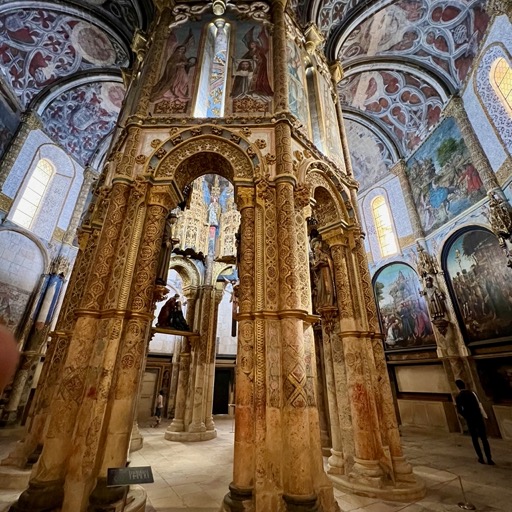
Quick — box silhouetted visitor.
[455,379,494,465]
[153,390,164,427]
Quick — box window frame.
[371,195,398,258]
[11,157,55,230]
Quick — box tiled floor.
[1,416,511,511]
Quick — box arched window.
[372,195,397,257]
[491,57,512,113]
[12,158,54,229]
[194,20,230,118]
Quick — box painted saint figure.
[421,277,446,320]
[151,29,197,104]
[230,60,254,97]
[235,26,273,97]
[310,237,336,310]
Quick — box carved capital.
[329,61,344,84]
[148,185,174,210]
[294,183,312,209]
[237,187,255,210]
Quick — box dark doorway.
[213,368,231,414]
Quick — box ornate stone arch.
[304,162,354,228]
[169,256,202,289]
[148,126,265,191]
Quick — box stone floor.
[1,416,511,512]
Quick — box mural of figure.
[150,30,196,104]
[157,294,190,331]
[310,238,336,310]
[239,26,273,97]
[458,163,483,195]
[421,277,446,320]
[230,60,253,97]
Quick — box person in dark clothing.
[455,379,494,465]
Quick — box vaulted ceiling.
[0,0,492,187]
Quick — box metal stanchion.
[457,475,476,510]
[228,403,235,433]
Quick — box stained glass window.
[492,57,512,112]
[12,158,54,229]
[194,21,230,118]
[372,195,397,257]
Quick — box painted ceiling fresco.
[337,0,490,86]
[0,8,128,107]
[339,70,444,152]
[41,81,125,166]
[344,119,393,191]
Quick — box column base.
[327,449,344,475]
[9,479,64,512]
[165,429,217,442]
[0,466,30,490]
[167,418,184,432]
[329,473,425,502]
[283,493,319,512]
[221,483,253,512]
[129,422,144,453]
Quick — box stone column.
[1,272,66,426]
[313,327,331,455]
[62,167,98,245]
[271,0,289,114]
[166,338,181,419]
[444,96,502,195]
[323,228,424,500]
[390,160,425,240]
[0,111,41,195]
[275,121,318,510]
[11,181,132,512]
[223,186,256,509]
[204,286,224,431]
[86,184,173,511]
[166,287,198,434]
[2,217,102,468]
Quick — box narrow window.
[12,158,54,229]
[194,20,230,118]
[372,195,397,257]
[491,57,512,113]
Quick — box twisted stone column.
[444,96,503,195]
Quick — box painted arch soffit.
[40,79,125,166]
[170,256,202,289]
[338,68,445,153]
[343,118,395,193]
[0,4,129,108]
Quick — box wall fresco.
[406,116,486,234]
[150,24,201,115]
[287,39,309,127]
[229,21,273,114]
[345,119,393,191]
[374,262,435,351]
[445,228,512,343]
